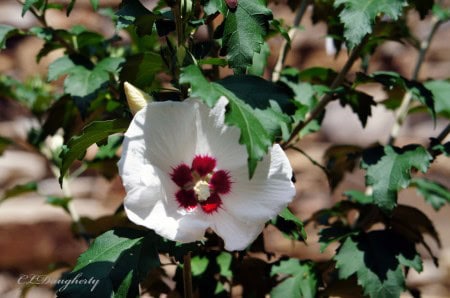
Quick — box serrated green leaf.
[357,71,436,119]
[221,0,272,73]
[334,230,421,298]
[64,57,124,98]
[0,25,18,49]
[59,119,129,184]
[48,56,77,81]
[411,178,450,211]
[271,259,317,298]
[338,89,376,127]
[116,0,156,32]
[180,65,274,178]
[335,0,406,48]
[424,80,450,118]
[56,229,160,298]
[0,182,38,203]
[361,145,432,211]
[64,66,109,97]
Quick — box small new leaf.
[361,145,432,211]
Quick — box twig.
[435,123,450,144]
[272,0,310,82]
[282,37,368,148]
[287,145,328,174]
[387,17,442,145]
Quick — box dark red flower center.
[170,155,231,214]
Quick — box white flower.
[118,95,296,251]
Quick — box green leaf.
[191,256,209,276]
[204,0,227,15]
[46,196,72,213]
[22,0,41,16]
[411,178,450,211]
[344,190,374,204]
[48,56,77,81]
[67,0,76,16]
[180,65,274,178]
[0,25,18,49]
[335,0,406,48]
[247,42,270,76]
[361,145,432,211]
[357,71,436,119]
[424,80,450,118]
[338,89,376,128]
[119,52,163,89]
[216,252,232,278]
[56,229,160,297]
[1,182,38,203]
[334,230,421,298]
[278,207,307,240]
[0,136,12,155]
[59,119,129,184]
[221,0,272,73]
[432,3,450,22]
[64,57,124,98]
[271,259,317,298]
[90,0,99,11]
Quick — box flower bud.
[124,82,151,114]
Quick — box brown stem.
[272,0,310,82]
[282,37,368,148]
[387,17,442,145]
[183,252,193,298]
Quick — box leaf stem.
[282,37,368,148]
[387,17,442,145]
[183,252,193,298]
[272,0,310,82]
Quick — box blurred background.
[0,0,449,297]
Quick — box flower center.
[194,180,211,201]
[170,155,231,214]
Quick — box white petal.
[221,144,295,221]
[124,166,210,242]
[193,97,248,171]
[117,108,148,190]
[209,209,265,251]
[127,101,199,174]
